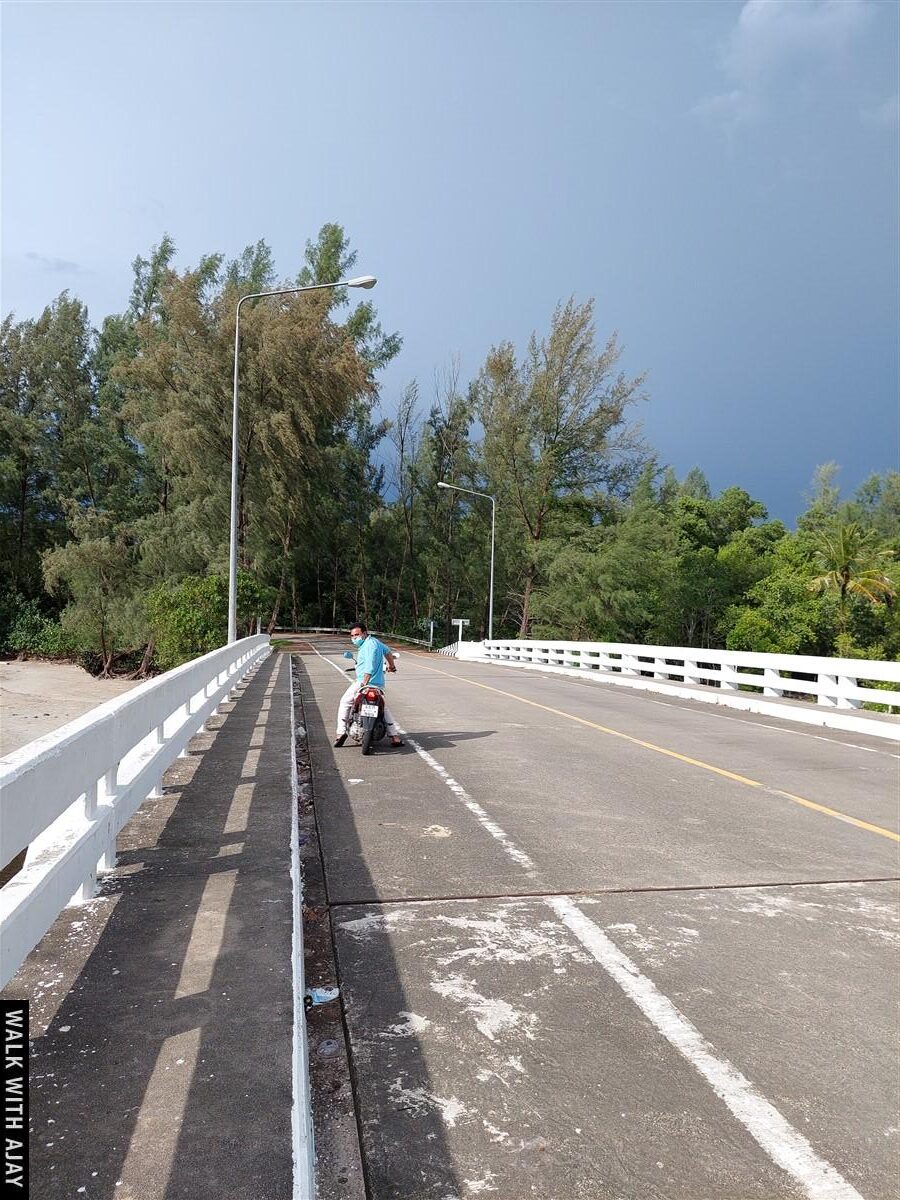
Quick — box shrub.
[0,592,72,658]
[147,571,273,669]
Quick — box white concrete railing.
[0,635,270,989]
[287,625,432,648]
[445,638,900,739]
[475,639,900,710]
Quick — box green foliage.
[147,571,274,669]
[2,227,896,671]
[476,297,647,635]
[0,592,71,656]
[808,522,896,637]
[529,469,786,650]
[723,533,833,654]
[41,509,146,674]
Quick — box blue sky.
[2,0,897,522]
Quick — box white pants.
[337,682,399,737]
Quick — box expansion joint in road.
[327,874,900,908]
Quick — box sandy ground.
[0,659,138,757]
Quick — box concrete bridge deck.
[3,638,898,1199]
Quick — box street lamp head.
[437,481,450,489]
[346,275,377,290]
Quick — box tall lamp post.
[437,481,496,641]
[228,275,377,643]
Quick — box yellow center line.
[409,658,900,844]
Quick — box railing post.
[683,659,701,686]
[763,667,782,698]
[819,673,839,707]
[102,765,118,801]
[73,865,97,905]
[99,764,119,873]
[835,673,860,710]
[77,778,100,902]
[720,661,740,691]
[83,780,98,820]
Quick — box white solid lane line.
[304,642,865,1200]
[547,896,863,1200]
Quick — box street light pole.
[228,275,377,643]
[437,481,496,641]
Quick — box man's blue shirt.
[355,636,390,688]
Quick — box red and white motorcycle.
[342,652,388,755]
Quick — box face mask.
[351,635,365,647]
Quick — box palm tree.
[809,522,896,645]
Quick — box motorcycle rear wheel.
[361,727,375,756]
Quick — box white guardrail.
[284,625,432,648]
[0,635,270,989]
[443,639,900,739]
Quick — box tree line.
[1,224,897,674]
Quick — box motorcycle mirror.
[342,651,354,659]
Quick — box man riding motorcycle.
[334,621,404,748]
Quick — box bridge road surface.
[295,635,900,1200]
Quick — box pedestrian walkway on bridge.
[2,654,297,1200]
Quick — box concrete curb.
[289,659,316,1199]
